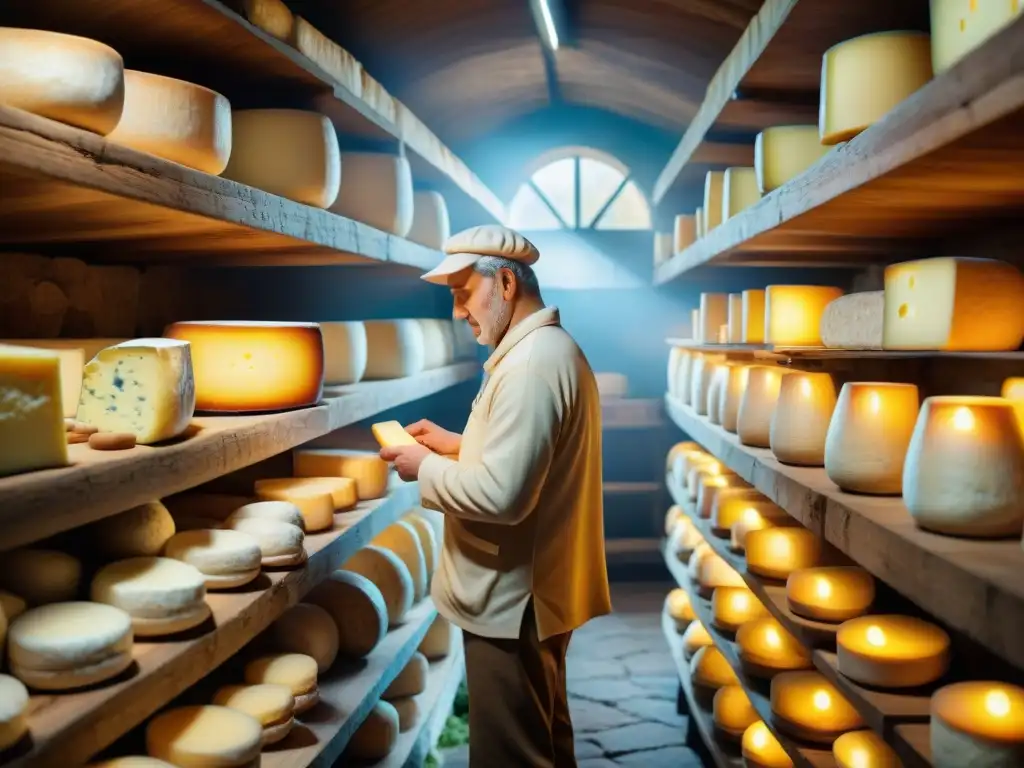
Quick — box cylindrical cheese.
[769,372,837,467]
[737,617,812,677]
[90,501,176,559]
[837,615,951,688]
[0,548,81,606]
[833,730,902,768]
[419,614,452,660]
[755,125,829,194]
[697,552,745,596]
[712,586,769,633]
[690,645,739,706]
[682,620,713,659]
[726,293,743,344]
[742,720,792,768]
[319,321,368,385]
[408,190,451,249]
[746,527,822,581]
[226,501,305,530]
[714,685,758,740]
[690,353,725,415]
[403,513,439,579]
[699,294,729,345]
[212,683,295,746]
[930,681,1024,768]
[342,546,414,627]
[363,319,426,379]
[163,529,262,590]
[710,489,771,536]
[293,449,392,500]
[722,167,761,220]
[653,232,672,266]
[146,705,263,767]
[720,364,751,433]
[269,603,339,673]
[384,652,429,699]
[418,318,456,369]
[372,521,429,603]
[742,289,766,344]
[770,671,863,743]
[331,153,414,236]
[225,517,306,567]
[345,700,399,760]
[764,285,845,346]
[737,366,790,448]
[674,214,698,254]
[786,567,875,623]
[703,171,725,232]
[307,571,388,658]
[930,0,1023,74]
[244,653,319,713]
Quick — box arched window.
[507,147,652,232]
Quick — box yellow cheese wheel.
[383,652,429,699]
[342,546,414,627]
[345,700,399,760]
[418,614,452,660]
[403,513,439,580]
[306,571,388,658]
[146,705,263,767]
[372,521,428,603]
[930,0,1023,73]
[755,125,829,194]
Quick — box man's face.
[450,268,513,347]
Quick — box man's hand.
[380,443,433,482]
[405,419,462,456]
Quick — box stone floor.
[440,582,708,768]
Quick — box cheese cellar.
[0,0,1023,767]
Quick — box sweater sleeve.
[417,360,562,525]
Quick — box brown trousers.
[463,603,575,767]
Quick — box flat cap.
[421,224,540,285]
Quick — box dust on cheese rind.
[306,571,388,658]
[673,215,697,254]
[821,291,884,349]
[320,321,368,385]
[269,603,339,673]
[163,529,262,577]
[754,125,829,194]
[372,521,428,603]
[90,556,206,619]
[293,448,391,500]
[90,501,176,558]
[722,167,761,220]
[698,294,729,345]
[408,190,451,249]
[146,705,263,766]
[418,614,452,660]
[372,420,419,448]
[703,171,725,233]
[76,338,195,444]
[8,601,133,671]
[0,548,81,606]
[383,652,429,699]
[342,545,414,627]
[212,683,295,725]
[764,286,845,347]
[0,344,68,476]
[363,320,427,379]
[331,153,415,236]
[345,700,399,760]
[225,518,305,559]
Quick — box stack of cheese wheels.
[8,602,134,690]
[383,652,429,733]
[146,705,263,766]
[0,548,82,605]
[107,70,232,174]
[267,603,339,673]
[307,571,388,658]
[223,109,341,208]
[319,320,368,385]
[293,448,391,500]
[373,521,429,603]
[0,28,125,135]
[163,529,262,590]
[245,653,320,714]
[331,152,415,236]
[0,675,29,751]
[419,614,453,660]
[345,699,400,760]
[90,557,210,637]
[89,501,177,559]
[408,191,451,249]
[224,517,306,568]
[342,545,414,627]
[363,319,427,379]
[213,683,296,746]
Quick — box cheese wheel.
[164,321,324,412]
[90,556,210,637]
[255,476,357,512]
[342,546,414,627]
[699,294,728,345]
[346,700,399,760]
[293,448,391,500]
[408,191,451,249]
[755,125,830,194]
[226,501,305,531]
[703,171,725,232]
[331,153,414,236]
[223,109,341,208]
[0,549,81,605]
[244,653,319,714]
[212,684,295,746]
[225,518,305,567]
[163,529,262,590]
[690,646,739,690]
[0,28,125,135]
[372,521,428,603]
[682,621,713,659]
[241,0,294,40]
[0,345,69,476]
[91,501,176,559]
[931,0,1023,73]
[403,513,439,580]
[0,591,26,623]
[146,705,263,767]
[107,70,231,174]
[253,480,334,532]
[765,285,845,346]
[269,603,339,673]
[307,571,388,658]
[674,214,698,254]
[0,674,29,751]
[383,652,429,699]
[320,321,368,385]
[8,601,133,690]
[363,319,426,379]
[722,167,761,220]
[418,318,456,370]
[418,614,452,660]
[820,291,884,349]
[393,697,420,733]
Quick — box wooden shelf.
[663,339,1024,362]
[0,105,441,269]
[0,362,477,551]
[6,483,422,768]
[261,599,439,768]
[664,394,1024,681]
[652,0,928,204]
[893,724,933,768]
[0,0,505,227]
[654,13,1024,282]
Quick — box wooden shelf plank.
[0,362,477,551]
[655,14,1024,281]
[893,723,933,768]
[663,339,1024,362]
[663,394,1024,677]
[6,483,422,768]
[653,0,928,204]
[0,0,505,226]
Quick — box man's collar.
[483,306,560,373]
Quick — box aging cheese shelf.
[654,14,1024,282]
[6,483,421,768]
[0,0,506,227]
[0,362,478,551]
[663,338,1024,363]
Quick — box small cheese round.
[224,518,305,568]
[244,653,319,714]
[342,545,414,627]
[269,603,339,673]
[163,529,262,589]
[392,696,420,733]
[713,685,758,740]
[292,448,389,500]
[372,521,428,603]
[403,513,439,580]
[146,705,263,767]
[8,602,133,690]
[252,480,335,532]
[0,674,29,750]
[91,557,209,636]
[682,621,713,659]
[418,615,452,661]
[0,591,27,623]
[212,683,295,746]
[307,571,388,658]
[345,700,400,760]
[690,646,739,691]
[384,652,429,699]
[0,548,81,605]
[91,501,176,558]
[226,501,305,531]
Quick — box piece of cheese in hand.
[883,257,1024,351]
[0,344,68,476]
[820,291,884,349]
[76,339,195,444]
[373,420,419,448]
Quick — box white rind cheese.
[0,344,68,476]
[418,318,455,370]
[363,319,426,379]
[320,321,368,385]
[408,191,451,249]
[331,153,415,236]
[90,556,209,637]
[821,291,884,349]
[225,517,305,567]
[306,571,388,658]
[163,529,262,590]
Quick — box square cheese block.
[164,321,324,412]
[765,286,845,346]
[363,320,426,379]
[883,257,1024,351]
[331,153,414,237]
[699,294,729,344]
[372,420,418,448]
[703,172,725,233]
[320,321,367,385]
[741,290,766,344]
[0,345,68,476]
[407,191,450,249]
[76,338,196,444]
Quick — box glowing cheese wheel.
[765,285,845,346]
[223,109,341,208]
[363,320,426,379]
[682,621,713,659]
[293,449,391,499]
[755,125,830,194]
[307,571,387,658]
[331,153,414,236]
[722,167,761,220]
[930,681,1024,768]
[833,730,902,768]
[770,671,864,744]
[342,545,413,627]
[1004,377,1024,434]
[820,31,933,145]
[408,191,451,249]
[743,721,792,768]
[930,0,1023,74]
[164,321,324,412]
[0,29,124,135]
[742,290,766,344]
[319,321,367,385]
[738,617,813,677]
[107,71,231,174]
[690,646,739,700]
[713,685,758,740]
[372,521,428,603]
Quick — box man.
[379,224,612,767]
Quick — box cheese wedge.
[0,344,68,476]
[372,420,418,448]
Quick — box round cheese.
[363,320,427,380]
[320,321,368,385]
[307,571,388,658]
[225,518,305,567]
[223,109,341,208]
[703,171,725,233]
[0,548,81,605]
[0,28,125,135]
[244,653,319,714]
[690,646,739,690]
[393,696,420,733]
[418,614,452,660]
[342,545,414,627]
[226,500,305,531]
[256,476,357,513]
[0,674,29,751]
[0,591,26,623]
[107,70,231,174]
[384,652,429,699]
[146,705,263,767]
[331,153,414,236]
[722,167,761,220]
[403,513,439,580]
[408,190,451,249]
[253,480,334,532]
[269,603,339,673]
[90,556,210,637]
[754,125,829,194]
[345,700,399,760]
[418,318,456,370]
[90,500,176,559]
[88,757,177,767]
[163,529,262,589]
[372,521,428,603]
[212,683,295,745]
[293,448,391,500]
[713,685,758,739]
[8,601,133,690]
[931,0,1023,74]
[682,621,713,659]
